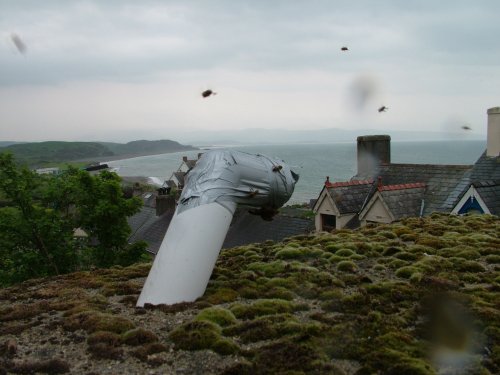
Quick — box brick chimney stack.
[487,107,500,157]
[357,135,391,177]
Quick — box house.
[166,154,203,191]
[313,106,499,231]
[313,178,373,230]
[35,167,60,175]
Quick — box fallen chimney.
[487,107,500,157]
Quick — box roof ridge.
[326,179,374,188]
[378,182,426,191]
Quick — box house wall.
[314,191,338,231]
[337,213,356,229]
[361,198,392,224]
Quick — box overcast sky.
[0,0,498,143]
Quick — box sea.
[107,140,486,205]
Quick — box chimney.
[487,107,500,157]
[357,135,391,177]
[156,194,175,216]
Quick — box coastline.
[78,147,199,165]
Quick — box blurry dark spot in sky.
[378,105,388,112]
[202,89,216,98]
[11,33,27,54]
[341,46,349,51]
[348,75,378,111]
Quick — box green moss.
[449,258,486,273]
[395,252,419,261]
[122,328,158,346]
[410,272,424,283]
[87,331,122,346]
[383,246,403,256]
[63,311,135,334]
[377,230,398,239]
[211,337,239,355]
[335,249,355,257]
[485,255,500,264]
[373,264,386,272]
[366,348,434,375]
[263,286,296,300]
[266,277,297,289]
[252,340,336,374]
[406,244,436,255]
[101,281,141,296]
[204,287,239,304]
[337,260,357,273]
[247,260,287,276]
[400,233,418,242]
[275,247,303,259]
[396,266,421,279]
[131,342,168,362]
[169,320,238,354]
[416,235,447,249]
[0,300,51,322]
[7,359,71,374]
[349,253,365,260]
[230,299,303,319]
[328,254,348,263]
[195,307,237,327]
[223,315,293,343]
[388,258,410,269]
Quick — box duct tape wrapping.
[177,150,299,215]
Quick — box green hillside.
[0,140,197,166]
[0,213,498,374]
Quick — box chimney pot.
[487,107,500,157]
[357,135,391,177]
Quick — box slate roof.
[470,152,500,181]
[368,163,472,215]
[445,152,500,214]
[222,208,314,249]
[378,185,426,220]
[174,172,186,186]
[128,207,174,254]
[326,181,374,214]
[474,180,500,215]
[128,205,314,254]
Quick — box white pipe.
[137,201,236,306]
[137,150,297,306]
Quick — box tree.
[0,153,78,283]
[61,169,143,267]
[0,152,145,285]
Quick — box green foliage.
[0,152,144,286]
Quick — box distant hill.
[0,140,197,167]
[0,141,24,147]
[100,139,197,155]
